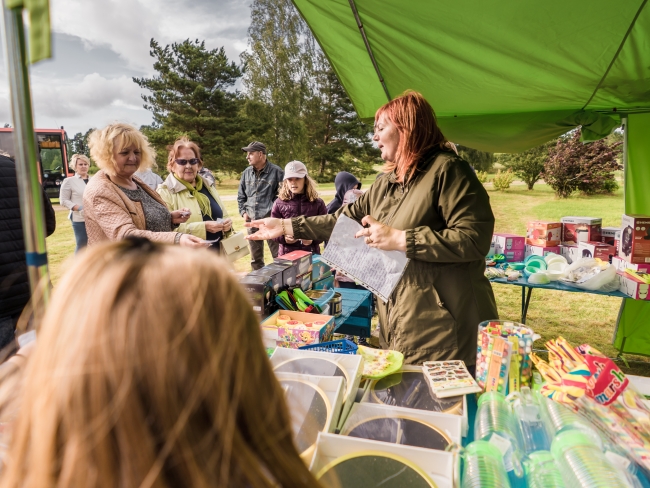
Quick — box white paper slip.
[321,215,409,302]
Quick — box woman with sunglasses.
[83,123,208,248]
[157,137,232,252]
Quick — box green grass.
[46,179,650,376]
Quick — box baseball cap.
[284,160,308,179]
[241,141,266,153]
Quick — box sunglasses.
[175,158,200,166]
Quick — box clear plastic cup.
[551,430,631,488]
[525,451,565,488]
[462,440,512,488]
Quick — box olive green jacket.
[293,149,498,365]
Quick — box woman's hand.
[205,221,225,233]
[301,239,313,245]
[179,234,210,248]
[354,215,407,251]
[285,235,297,244]
[171,208,191,224]
[245,218,293,240]
[222,218,232,232]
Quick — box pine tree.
[134,39,249,174]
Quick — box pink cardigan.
[83,170,179,245]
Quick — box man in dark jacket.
[0,153,56,349]
[237,141,284,269]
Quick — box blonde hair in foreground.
[88,123,156,176]
[1,240,321,488]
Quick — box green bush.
[492,169,515,191]
[476,170,488,183]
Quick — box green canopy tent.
[292,0,650,354]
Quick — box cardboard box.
[492,233,526,254]
[250,266,283,292]
[312,255,332,281]
[526,221,561,246]
[561,216,602,245]
[612,255,650,274]
[559,244,578,264]
[578,241,616,262]
[618,271,650,300]
[275,250,312,276]
[311,433,457,488]
[619,214,650,264]
[525,244,560,258]
[262,310,335,346]
[296,272,312,291]
[601,227,620,246]
[268,261,297,288]
[312,274,335,291]
[239,275,275,317]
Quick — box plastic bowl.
[547,261,566,272]
[545,270,563,281]
[526,260,548,271]
[508,262,525,270]
[528,272,551,284]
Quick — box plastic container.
[475,392,522,475]
[462,440,512,488]
[551,430,630,487]
[298,339,358,355]
[524,451,565,488]
[511,388,551,454]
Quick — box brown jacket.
[83,170,179,245]
[293,149,498,366]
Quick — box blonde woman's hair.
[0,239,321,488]
[88,123,156,176]
[167,137,202,173]
[279,174,320,202]
[68,153,90,172]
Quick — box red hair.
[375,91,448,183]
[167,136,202,173]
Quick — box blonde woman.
[82,123,206,248]
[0,238,322,488]
[157,137,232,252]
[59,154,90,252]
[270,161,327,256]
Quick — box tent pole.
[622,114,628,212]
[2,3,51,317]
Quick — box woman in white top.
[59,154,91,252]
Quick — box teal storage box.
[312,255,332,281]
[312,274,335,291]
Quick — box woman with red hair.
[247,91,497,368]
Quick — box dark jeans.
[247,226,279,270]
[71,221,88,253]
[0,314,18,351]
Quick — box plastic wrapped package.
[340,402,462,450]
[311,432,456,488]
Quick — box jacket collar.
[163,172,207,194]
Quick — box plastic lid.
[477,390,507,407]
[465,440,503,460]
[551,429,594,457]
[527,450,554,464]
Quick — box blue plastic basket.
[299,339,358,355]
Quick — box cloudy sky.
[0,0,252,135]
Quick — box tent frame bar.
[347,0,391,102]
[2,2,51,315]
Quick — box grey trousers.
[247,226,279,270]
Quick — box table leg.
[521,287,533,324]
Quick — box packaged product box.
[492,233,526,254]
[250,266,283,292]
[526,221,561,246]
[559,244,578,264]
[262,309,335,347]
[295,272,312,292]
[525,244,560,258]
[275,250,312,276]
[312,273,335,291]
[619,214,650,264]
[239,274,275,318]
[612,255,650,274]
[504,249,525,262]
[617,271,650,300]
[268,261,296,288]
[311,255,332,280]
[600,227,620,246]
[561,216,602,245]
[578,241,616,262]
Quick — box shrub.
[457,145,495,172]
[542,129,622,198]
[492,169,515,191]
[498,142,553,190]
[476,170,488,184]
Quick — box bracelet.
[280,219,286,236]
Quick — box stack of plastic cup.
[462,441,512,488]
[551,430,630,487]
[525,451,565,488]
